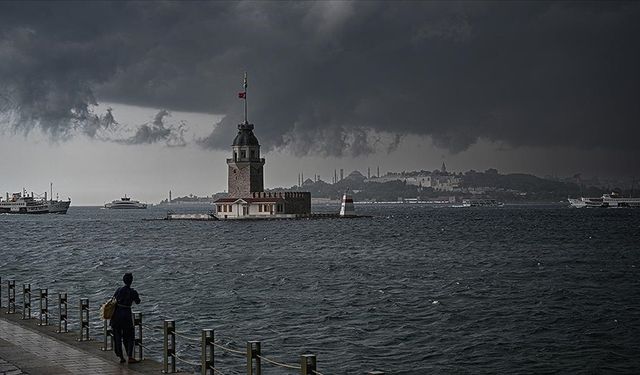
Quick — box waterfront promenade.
[0,313,162,375]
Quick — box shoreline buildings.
[364,163,461,192]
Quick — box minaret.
[227,73,265,197]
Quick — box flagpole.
[244,72,248,124]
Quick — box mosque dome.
[232,123,259,146]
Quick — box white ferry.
[104,195,147,209]
[0,190,70,214]
[460,198,503,207]
[568,193,640,208]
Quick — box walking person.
[111,272,141,364]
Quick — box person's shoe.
[128,358,139,364]
[119,357,126,363]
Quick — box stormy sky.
[1,1,639,204]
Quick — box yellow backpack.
[100,297,117,320]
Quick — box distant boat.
[44,182,71,213]
[104,195,147,209]
[0,190,70,214]
[459,198,503,207]
[568,193,640,208]
[47,199,71,213]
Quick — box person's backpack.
[100,297,117,320]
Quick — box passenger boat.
[0,190,70,214]
[568,193,640,208]
[0,192,48,214]
[460,198,503,207]
[47,199,72,213]
[104,195,147,209]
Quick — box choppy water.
[1,204,640,374]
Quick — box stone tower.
[227,122,265,197]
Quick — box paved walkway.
[0,318,146,375]
[0,356,24,375]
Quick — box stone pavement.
[0,314,163,375]
[0,355,24,375]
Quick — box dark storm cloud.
[117,110,186,147]
[1,2,639,165]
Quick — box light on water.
[1,204,640,374]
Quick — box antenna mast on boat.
[50,182,53,202]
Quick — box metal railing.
[78,298,90,341]
[38,288,49,326]
[22,284,31,320]
[57,292,68,333]
[102,319,114,351]
[157,320,376,375]
[7,280,16,314]
[133,311,143,360]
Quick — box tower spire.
[243,72,248,124]
[238,72,248,124]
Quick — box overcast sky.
[1,1,639,205]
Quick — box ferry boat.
[0,190,70,214]
[47,198,72,214]
[460,198,503,207]
[568,193,640,208]
[104,195,147,209]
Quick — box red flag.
[238,92,246,99]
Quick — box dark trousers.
[113,325,135,358]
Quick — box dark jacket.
[110,285,140,328]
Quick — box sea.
[1,204,639,374]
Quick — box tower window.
[234,152,237,161]
[240,150,246,159]
[250,150,255,159]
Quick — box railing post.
[300,354,316,375]
[247,341,261,375]
[101,319,113,350]
[22,284,31,319]
[201,329,214,375]
[134,312,143,360]
[7,280,16,314]
[57,292,68,333]
[78,298,90,341]
[0,277,2,309]
[38,288,49,326]
[163,320,176,373]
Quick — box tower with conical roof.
[227,123,265,197]
[226,73,265,197]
